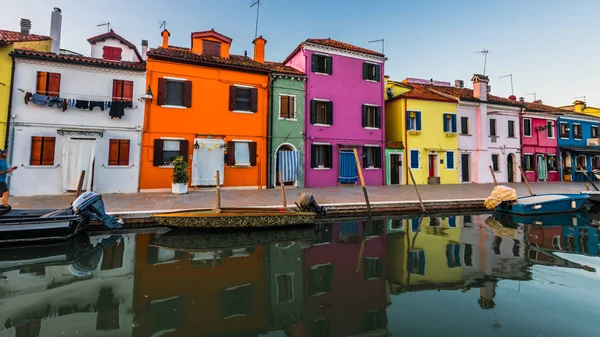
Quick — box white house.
[8,28,146,196]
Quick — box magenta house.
[283,39,386,187]
[521,102,563,182]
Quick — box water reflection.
[0,213,598,336]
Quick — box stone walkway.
[8,182,590,213]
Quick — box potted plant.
[563,166,572,182]
[171,156,189,194]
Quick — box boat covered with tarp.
[484,185,589,215]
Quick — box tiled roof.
[420,84,524,107]
[282,38,384,65]
[87,29,143,61]
[523,102,569,114]
[147,47,304,75]
[10,49,146,70]
[394,84,457,103]
[0,30,51,46]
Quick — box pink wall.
[521,115,559,182]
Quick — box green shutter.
[311,54,318,73]
[325,56,333,75]
[375,65,381,82]
[363,63,368,80]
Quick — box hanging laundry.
[124,101,133,109]
[61,99,68,112]
[30,93,49,105]
[109,101,125,119]
[89,101,105,111]
[103,101,110,110]
[47,97,62,108]
[75,100,89,109]
[67,99,76,108]
[24,92,31,105]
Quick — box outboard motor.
[72,191,122,229]
[296,193,328,216]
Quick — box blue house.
[557,113,600,181]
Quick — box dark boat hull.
[0,208,87,245]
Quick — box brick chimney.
[161,29,170,48]
[20,18,31,34]
[252,36,266,64]
[141,39,148,60]
[471,74,489,101]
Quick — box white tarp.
[192,138,224,186]
[62,139,96,191]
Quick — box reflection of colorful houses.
[302,221,387,336]
[132,233,267,337]
[527,225,599,257]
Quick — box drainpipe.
[404,98,409,185]
[5,56,16,149]
[267,76,277,189]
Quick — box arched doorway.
[507,153,516,183]
[274,143,299,187]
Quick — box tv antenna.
[97,22,110,32]
[525,92,537,101]
[574,95,587,102]
[159,21,167,31]
[368,39,385,54]
[499,74,514,96]
[251,0,261,40]
[475,49,489,75]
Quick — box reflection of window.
[577,155,587,171]
[315,224,333,244]
[429,217,440,227]
[552,236,561,250]
[446,244,461,268]
[101,240,125,270]
[492,237,502,255]
[363,310,386,333]
[15,320,41,337]
[464,215,472,226]
[573,124,582,139]
[309,264,333,295]
[19,266,45,275]
[221,283,254,319]
[363,257,382,280]
[310,319,331,337]
[276,274,294,303]
[408,250,425,275]
[464,244,473,266]
[365,220,384,236]
[560,122,570,138]
[547,154,557,171]
[96,287,120,331]
[523,154,534,172]
[512,239,521,257]
[147,246,184,265]
[148,296,185,336]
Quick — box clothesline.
[17,87,136,101]
[23,91,129,119]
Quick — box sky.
[2,0,599,107]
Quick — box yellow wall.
[0,40,51,148]
[384,82,410,142]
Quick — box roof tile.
[397,84,457,103]
[87,29,143,61]
[305,38,384,57]
[11,49,145,70]
[0,30,51,45]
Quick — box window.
[492,237,502,255]
[311,54,332,74]
[309,264,333,295]
[489,118,497,136]
[101,240,125,270]
[508,120,516,138]
[577,155,587,171]
[112,80,133,101]
[102,46,122,61]
[548,154,557,171]
[279,95,296,119]
[363,258,382,280]
[363,310,386,333]
[202,40,221,56]
[443,113,457,133]
[407,111,422,131]
[311,144,332,168]
[492,154,499,172]
[560,122,570,138]
[410,149,420,169]
[157,78,192,107]
[310,319,331,337]
[36,71,61,96]
[573,124,582,139]
[311,100,333,125]
[552,236,561,250]
[446,151,455,169]
[464,244,473,266]
[408,250,425,275]
[276,274,294,303]
[446,244,461,268]
[523,154,534,172]
[593,126,599,138]
[147,246,184,265]
[30,136,56,166]
[362,105,381,128]
[593,156,600,170]
[15,320,41,337]
[362,146,381,169]
[226,141,257,167]
[522,118,531,137]
[365,220,384,236]
[547,121,555,138]
[230,86,258,112]
[152,139,188,166]
[362,62,381,82]
[221,283,254,318]
[108,139,130,166]
[460,116,469,135]
[512,239,521,257]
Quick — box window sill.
[278,117,297,121]
[312,167,331,170]
[313,72,330,76]
[161,105,187,110]
[103,164,135,169]
[365,79,380,83]
[21,165,59,169]
[231,164,252,168]
[233,110,255,114]
[410,167,421,170]
[523,135,532,137]
[158,165,174,168]
[460,133,472,136]
[365,167,380,170]
[364,127,380,130]
[313,123,331,128]
[508,137,518,139]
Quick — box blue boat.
[495,194,590,216]
[493,212,591,227]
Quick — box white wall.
[90,37,141,62]
[9,58,146,196]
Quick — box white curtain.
[191,139,225,186]
[62,139,97,191]
[235,142,250,166]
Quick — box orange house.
[141,29,271,191]
[132,233,267,336]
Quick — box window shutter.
[375,147,382,168]
[109,140,119,165]
[183,81,192,108]
[362,105,367,127]
[249,142,258,166]
[411,150,419,169]
[280,95,289,118]
[451,115,457,132]
[406,111,411,129]
[36,72,47,95]
[153,139,164,166]
[311,54,318,73]
[447,151,454,169]
[250,88,258,112]
[311,144,317,168]
[362,146,367,167]
[362,63,368,80]
[179,140,189,163]
[376,107,382,128]
[325,56,333,75]
[112,80,122,101]
[123,81,133,101]
[119,140,130,166]
[157,78,167,105]
[42,138,55,165]
[327,101,333,125]
[375,65,381,82]
[443,114,449,132]
[114,48,122,61]
[227,141,236,166]
[229,86,237,111]
[288,96,295,118]
[48,73,61,96]
[30,136,42,165]
[416,111,422,131]
[310,100,317,124]
[326,145,333,168]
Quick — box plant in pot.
[171,156,189,194]
[563,166,572,182]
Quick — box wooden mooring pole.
[279,170,287,208]
[75,170,86,198]
[409,169,426,213]
[489,165,498,186]
[578,166,599,191]
[518,165,534,196]
[353,148,371,217]
[214,170,222,213]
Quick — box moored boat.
[485,185,590,216]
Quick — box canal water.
[1,212,600,337]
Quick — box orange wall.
[133,233,267,336]
[140,58,269,189]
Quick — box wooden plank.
[353,148,371,216]
[279,170,287,208]
[75,170,86,198]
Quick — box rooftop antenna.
[525,93,537,101]
[475,49,489,75]
[499,74,514,96]
[97,22,110,32]
[368,39,384,54]
[159,20,166,31]
[250,0,260,40]
[574,95,587,102]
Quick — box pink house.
[283,39,386,187]
[521,102,563,182]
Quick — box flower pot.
[563,175,571,182]
[172,183,188,195]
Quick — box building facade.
[284,39,386,187]
[8,30,146,196]
[557,113,600,182]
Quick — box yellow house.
[386,216,464,293]
[385,79,459,185]
[559,99,600,117]
[0,28,52,148]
